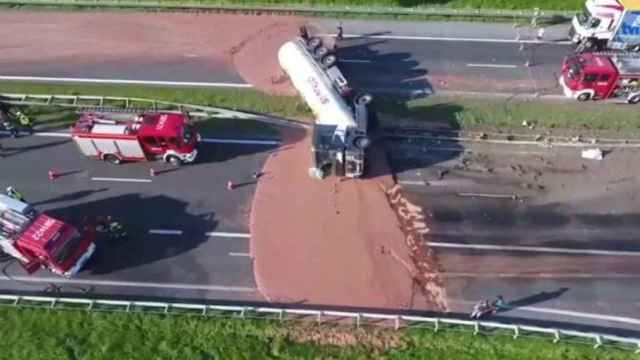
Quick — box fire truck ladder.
[0,93,305,129]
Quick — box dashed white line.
[398,180,427,186]
[321,33,571,45]
[229,252,251,257]
[91,177,152,183]
[149,229,183,235]
[0,275,256,292]
[429,242,640,257]
[200,138,281,145]
[0,75,253,88]
[206,232,251,238]
[467,63,518,69]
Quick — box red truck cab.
[0,195,96,277]
[560,53,640,103]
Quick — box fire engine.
[570,0,640,52]
[560,52,640,103]
[0,194,96,277]
[71,111,199,166]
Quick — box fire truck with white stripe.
[71,111,199,166]
[0,194,96,277]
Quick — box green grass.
[4,82,640,135]
[0,307,634,360]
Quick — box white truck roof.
[91,124,129,135]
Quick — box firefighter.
[6,186,25,202]
[15,110,33,134]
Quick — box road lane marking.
[229,252,251,257]
[201,138,281,145]
[149,229,183,235]
[91,177,152,183]
[429,242,640,256]
[0,76,252,88]
[320,33,571,45]
[439,272,640,279]
[467,63,518,69]
[206,232,251,238]
[0,275,256,292]
[399,180,427,186]
[340,59,372,63]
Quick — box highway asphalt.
[388,137,640,335]
[0,128,278,301]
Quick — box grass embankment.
[3,82,640,135]
[0,307,633,360]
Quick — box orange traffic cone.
[227,181,235,190]
[48,169,57,181]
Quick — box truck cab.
[0,195,95,277]
[571,0,640,51]
[560,53,640,103]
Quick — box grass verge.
[3,82,640,136]
[0,306,634,360]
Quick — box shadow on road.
[31,188,109,207]
[502,288,570,311]
[0,138,70,158]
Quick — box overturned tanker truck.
[278,31,373,180]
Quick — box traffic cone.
[48,169,57,181]
[150,168,156,177]
[227,181,235,190]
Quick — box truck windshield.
[53,231,83,265]
[577,6,600,28]
[565,57,583,80]
[182,124,193,145]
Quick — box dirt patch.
[250,128,446,310]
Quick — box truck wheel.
[628,95,640,104]
[577,93,591,102]
[354,136,371,149]
[104,154,121,165]
[315,46,329,58]
[321,54,337,68]
[307,37,322,50]
[167,155,182,166]
[356,93,373,106]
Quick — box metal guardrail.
[0,293,638,353]
[0,0,576,21]
[0,93,307,128]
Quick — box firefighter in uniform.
[6,186,25,202]
[16,110,33,134]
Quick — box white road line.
[429,242,640,257]
[201,138,281,145]
[91,177,152,183]
[149,229,183,235]
[0,275,256,292]
[340,59,372,63]
[205,232,251,238]
[467,63,518,69]
[229,252,251,257]
[398,180,427,186]
[33,132,72,138]
[320,33,572,45]
[520,306,640,326]
[439,272,640,279]
[0,75,253,88]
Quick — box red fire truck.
[0,194,96,277]
[71,112,199,166]
[559,52,640,103]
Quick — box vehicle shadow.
[497,288,571,314]
[45,193,216,275]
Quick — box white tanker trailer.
[278,36,372,179]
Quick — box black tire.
[577,93,591,102]
[321,54,337,68]
[315,46,329,58]
[104,154,121,165]
[167,155,182,166]
[628,95,640,104]
[354,136,371,149]
[307,37,322,50]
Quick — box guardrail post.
[278,309,284,322]
[202,307,207,317]
[635,342,640,354]
[240,307,246,318]
[316,311,322,325]
[125,302,131,313]
[356,314,361,329]
[553,330,560,343]
[513,325,520,339]
[164,304,169,314]
[593,335,603,349]
[394,316,400,330]
[49,298,57,309]
[473,322,480,335]
[99,97,104,106]
[434,318,439,332]
[13,296,20,306]
[87,300,94,312]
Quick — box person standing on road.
[6,186,25,202]
[492,295,510,313]
[337,22,344,41]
